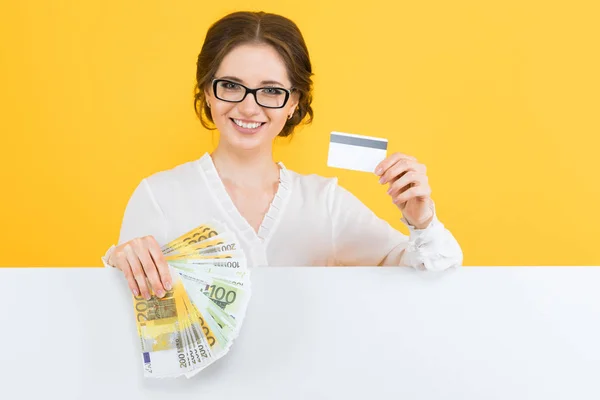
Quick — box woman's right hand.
[107,235,172,299]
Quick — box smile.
[232,118,265,129]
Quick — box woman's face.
[205,43,299,152]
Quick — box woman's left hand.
[375,152,435,229]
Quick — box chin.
[219,122,281,151]
[222,133,270,152]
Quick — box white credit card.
[327,131,388,173]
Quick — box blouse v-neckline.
[196,152,292,246]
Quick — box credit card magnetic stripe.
[330,132,388,150]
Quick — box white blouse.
[102,153,463,270]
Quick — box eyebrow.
[218,76,286,87]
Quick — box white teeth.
[233,119,262,129]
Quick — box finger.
[387,172,428,197]
[379,159,420,185]
[125,244,151,300]
[146,236,172,291]
[115,252,140,297]
[136,240,166,298]
[385,161,426,186]
[388,164,429,195]
[375,152,417,176]
[393,185,432,205]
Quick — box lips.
[231,118,265,129]
[229,118,266,135]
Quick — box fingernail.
[165,282,172,290]
[387,187,392,194]
[375,167,382,175]
[157,290,165,298]
[144,293,151,300]
[133,288,139,296]
[379,177,385,184]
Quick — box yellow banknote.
[161,221,228,255]
[133,271,194,377]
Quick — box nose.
[237,92,262,117]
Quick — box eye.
[219,81,242,91]
[261,87,286,96]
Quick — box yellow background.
[1,0,599,267]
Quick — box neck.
[210,143,280,188]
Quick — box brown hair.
[193,11,314,137]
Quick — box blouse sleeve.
[327,180,463,270]
[100,179,168,268]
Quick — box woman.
[102,11,463,300]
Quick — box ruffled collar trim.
[196,152,292,245]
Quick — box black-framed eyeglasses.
[212,78,294,109]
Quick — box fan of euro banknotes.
[131,220,250,379]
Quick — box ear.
[204,86,212,105]
[288,91,300,113]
